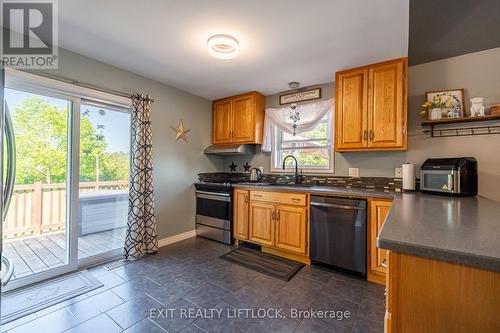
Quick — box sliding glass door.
[2,70,131,290]
[2,88,78,290]
[78,101,131,264]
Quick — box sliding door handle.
[1,256,14,287]
[3,103,16,220]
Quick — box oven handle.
[196,191,231,202]
[311,202,365,210]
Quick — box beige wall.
[37,48,221,239]
[221,48,500,201]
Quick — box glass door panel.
[78,101,130,261]
[2,88,74,288]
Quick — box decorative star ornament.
[170,119,191,142]
[243,162,252,172]
[229,162,237,172]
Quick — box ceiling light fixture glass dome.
[207,34,240,59]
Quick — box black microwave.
[420,157,478,196]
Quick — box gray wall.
[409,0,500,65]
[406,47,500,202]
[37,48,221,239]
[221,47,500,202]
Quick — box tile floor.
[2,237,385,333]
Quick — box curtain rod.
[27,70,155,102]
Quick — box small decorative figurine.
[470,97,485,117]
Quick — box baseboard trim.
[158,229,196,248]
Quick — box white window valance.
[262,97,334,152]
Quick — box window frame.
[270,110,335,174]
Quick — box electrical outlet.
[395,167,402,178]
[349,168,360,178]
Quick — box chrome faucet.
[282,155,302,184]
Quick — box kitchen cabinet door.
[249,202,275,246]
[335,69,368,151]
[274,205,307,254]
[233,189,249,240]
[370,200,392,276]
[212,100,232,144]
[232,95,255,143]
[368,60,405,149]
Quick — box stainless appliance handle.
[311,202,365,210]
[3,103,16,220]
[1,256,14,287]
[196,191,230,202]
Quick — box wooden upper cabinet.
[212,91,265,145]
[249,202,275,246]
[335,69,368,150]
[233,189,249,240]
[368,61,405,148]
[335,58,407,152]
[212,100,232,144]
[232,95,255,143]
[274,205,307,254]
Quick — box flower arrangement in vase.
[422,89,465,120]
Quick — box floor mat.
[220,243,304,281]
[1,270,103,324]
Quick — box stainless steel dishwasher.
[310,195,367,275]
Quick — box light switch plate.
[349,168,360,178]
[395,167,402,178]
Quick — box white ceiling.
[59,0,409,100]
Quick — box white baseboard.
[158,229,196,248]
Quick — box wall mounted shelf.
[422,114,500,137]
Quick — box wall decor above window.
[279,88,321,105]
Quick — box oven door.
[420,170,459,194]
[195,190,232,244]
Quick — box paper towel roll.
[402,163,415,191]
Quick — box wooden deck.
[3,228,126,280]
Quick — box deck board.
[3,228,126,282]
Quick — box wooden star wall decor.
[170,119,191,142]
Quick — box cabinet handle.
[363,130,368,141]
[381,258,387,268]
[276,210,280,221]
[254,194,263,198]
[291,198,300,202]
[369,130,374,142]
[245,195,248,204]
[271,211,276,220]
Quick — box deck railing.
[3,180,128,239]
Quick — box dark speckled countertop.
[377,192,500,272]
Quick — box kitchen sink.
[238,182,315,188]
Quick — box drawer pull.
[254,194,263,198]
[381,259,388,268]
[291,198,300,202]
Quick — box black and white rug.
[1,270,103,324]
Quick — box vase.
[430,108,442,120]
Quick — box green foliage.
[12,96,129,184]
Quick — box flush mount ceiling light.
[207,34,239,59]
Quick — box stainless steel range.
[195,181,234,244]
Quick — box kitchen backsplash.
[198,172,403,191]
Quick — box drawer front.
[250,191,306,206]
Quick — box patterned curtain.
[124,94,158,260]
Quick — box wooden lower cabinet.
[274,205,308,255]
[368,199,392,285]
[249,201,275,246]
[385,251,500,332]
[233,189,249,240]
[236,190,309,261]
